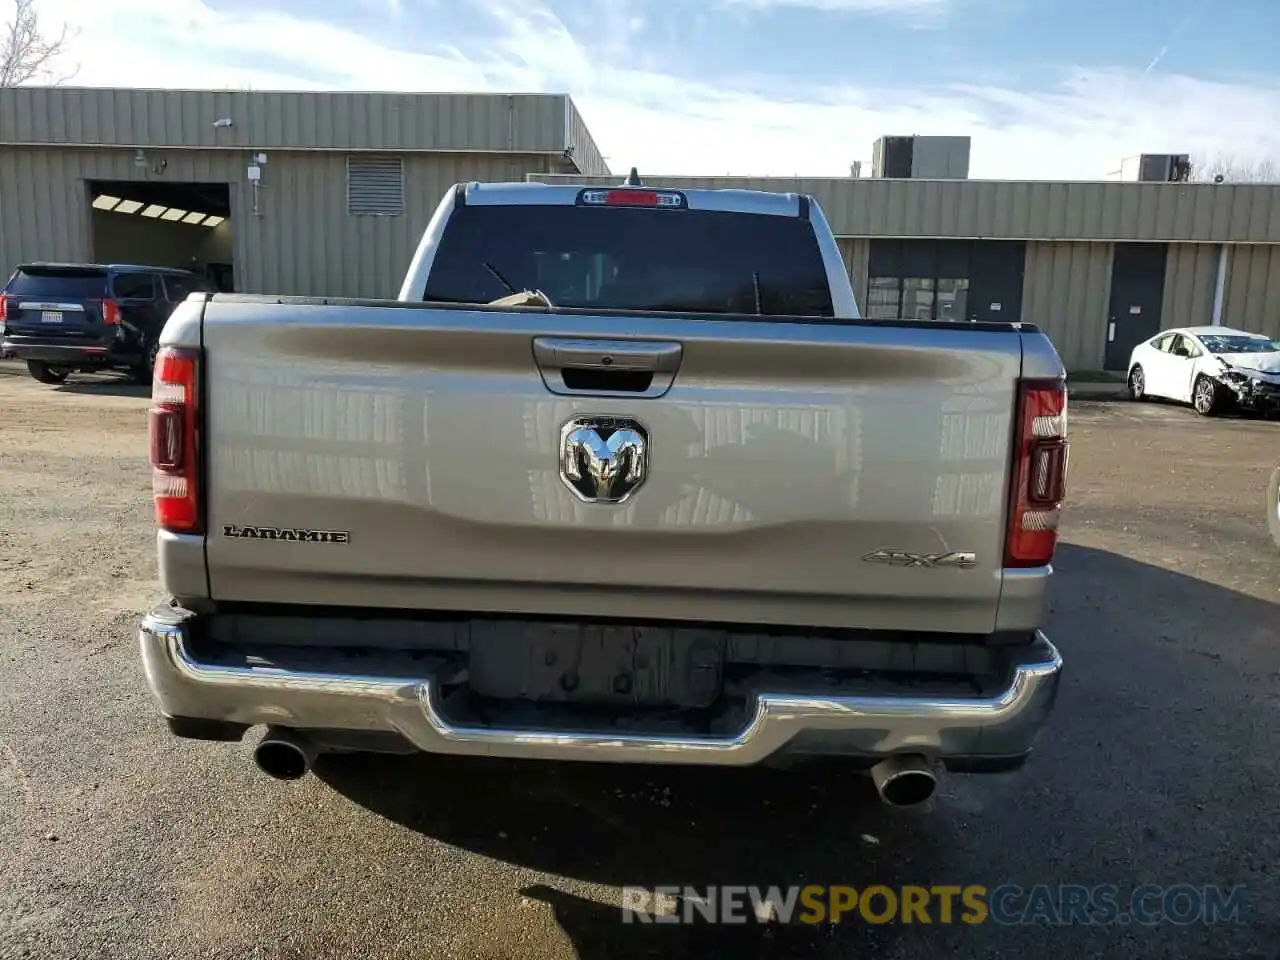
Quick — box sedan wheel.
[1193,376,1223,416]
[1128,365,1145,401]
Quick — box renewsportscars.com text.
[621,884,1248,926]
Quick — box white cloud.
[39,0,489,91]
[28,0,1280,180]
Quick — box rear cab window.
[5,267,108,300]
[423,203,835,317]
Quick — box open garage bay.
[0,362,1277,959]
[88,179,234,292]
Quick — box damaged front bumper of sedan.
[1217,370,1280,410]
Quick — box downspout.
[1211,243,1229,326]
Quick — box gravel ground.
[1,359,1278,959]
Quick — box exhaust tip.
[253,729,315,781]
[880,769,938,807]
[871,754,938,808]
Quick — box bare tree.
[1191,155,1280,184]
[1,0,77,87]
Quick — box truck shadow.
[316,732,954,956]
[0,360,148,396]
[314,542,1280,959]
[53,377,150,398]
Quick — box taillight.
[0,296,9,322]
[1005,379,1069,568]
[149,346,201,533]
[578,188,685,208]
[101,299,122,325]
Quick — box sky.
[29,0,1280,179]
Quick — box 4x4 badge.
[862,549,977,569]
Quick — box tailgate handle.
[532,337,682,398]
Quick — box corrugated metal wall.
[528,173,1280,244]
[1223,245,1280,340]
[836,238,870,302]
[248,151,550,297]
[564,100,610,177]
[1021,242,1114,370]
[0,87,592,156]
[0,146,552,297]
[808,179,1280,244]
[0,147,243,278]
[1162,243,1220,330]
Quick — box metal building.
[0,87,608,299]
[4,87,1280,372]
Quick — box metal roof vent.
[623,167,643,186]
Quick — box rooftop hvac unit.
[871,136,971,179]
[1112,154,1192,182]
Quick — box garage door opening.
[88,180,235,292]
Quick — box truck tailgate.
[202,301,1024,633]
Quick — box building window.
[865,276,902,320]
[867,239,1024,323]
[347,155,404,216]
[871,275,963,323]
[935,277,970,321]
[902,277,936,321]
[867,240,972,322]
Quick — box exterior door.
[1105,243,1167,370]
[967,241,1026,322]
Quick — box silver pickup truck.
[138,176,1068,808]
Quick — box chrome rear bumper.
[139,605,1063,767]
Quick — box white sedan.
[1127,326,1280,416]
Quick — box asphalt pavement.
[0,362,1277,959]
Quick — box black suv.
[0,262,213,384]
